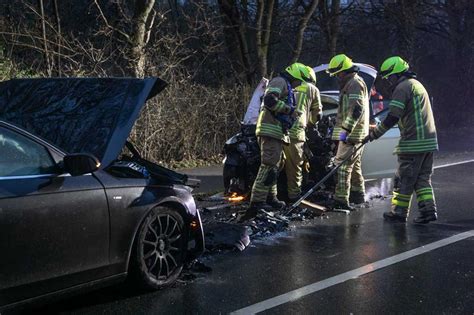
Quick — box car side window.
[0,126,57,177]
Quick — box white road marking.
[434,159,474,169]
[231,230,474,315]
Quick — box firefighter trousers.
[250,136,285,203]
[334,141,365,203]
[283,139,305,200]
[391,152,437,217]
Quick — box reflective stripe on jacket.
[375,77,438,154]
[331,73,369,143]
[289,82,322,141]
[256,76,292,143]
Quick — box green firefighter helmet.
[327,54,353,76]
[307,66,316,84]
[285,62,312,82]
[379,56,409,79]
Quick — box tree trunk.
[319,0,340,57]
[130,0,156,78]
[256,0,275,78]
[291,0,319,63]
[328,0,340,57]
[52,0,61,77]
[446,1,474,109]
[217,0,252,83]
[38,0,52,76]
[394,0,420,63]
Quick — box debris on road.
[204,222,251,252]
[198,191,334,254]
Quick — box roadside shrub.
[130,80,253,168]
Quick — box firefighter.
[364,56,438,224]
[284,66,322,203]
[240,62,312,222]
[327,54,370,210]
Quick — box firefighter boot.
[414,202,437,224]
[266,196,286,211]
[383,206,408,223]
[331,198,355,211]
[414,212,437,224]
[349,191,366,204]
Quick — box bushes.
[130,80,253,168]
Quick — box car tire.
[131,206,187,290]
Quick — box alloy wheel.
[140,212,184,281]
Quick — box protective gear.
[283,139,305,199]
[339,130,348,142]
[413,211,437,224]
[334,141,365,205]
[331,73,369,143]
[331,198,355,211]
[388,152,437,221]
[327,54,354,76]
[383,211,408,223]
[263,166,278,185]
[266,196,286,211]
[290,83,322,141]
[257,77,294,143]
[332,70,369,205]
[284,81,322,200]
[370,113,400,141]
[285,62,313,83]
[250,137,284,205]
[371,65,438,223]
[349,191,366,204]
[379,56,409,79]
[371,76,438,154]
[274,79,297,131]
[363,129,377,143]
[307,66,316,84]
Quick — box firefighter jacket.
[331,73,370,143]
[256,76,293,144]
[289,82,322,141]
[374,76,438,154]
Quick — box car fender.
[124,189,204,271]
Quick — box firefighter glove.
[339,130,348,142]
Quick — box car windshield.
[316,71,375,92]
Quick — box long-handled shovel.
[285,141,367,216]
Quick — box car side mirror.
[63,154,100,176]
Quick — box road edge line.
[434,159,474,169]
[230,230,474,315]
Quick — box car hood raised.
[0,77,167,168]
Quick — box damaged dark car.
[0,78,204,310]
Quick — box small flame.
[228,192,245,202]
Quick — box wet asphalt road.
[17,150,474,314]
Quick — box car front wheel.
[131,206,187,289]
